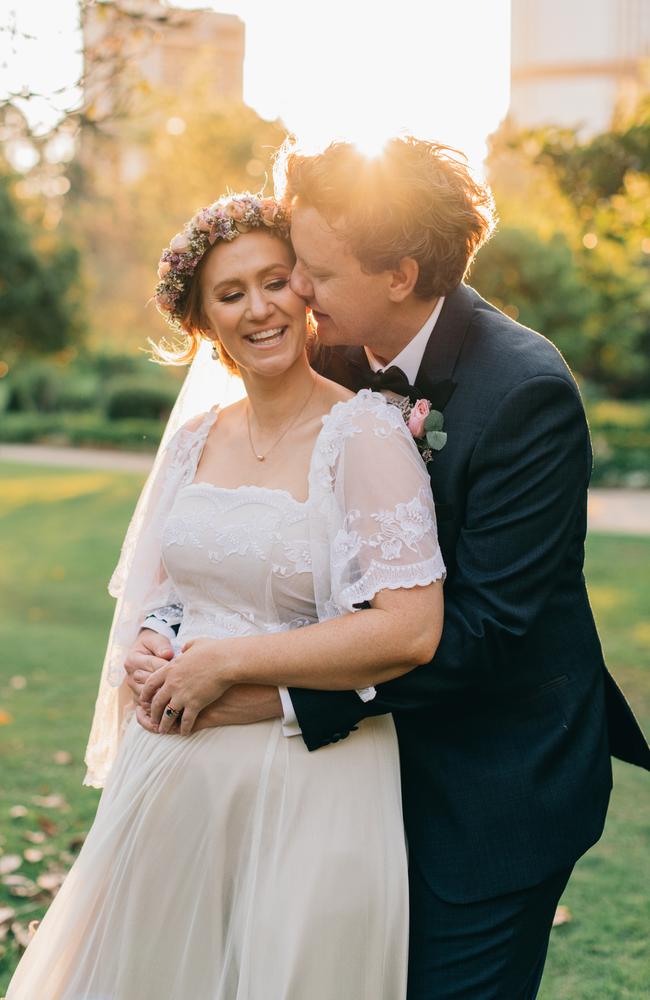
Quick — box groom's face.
[290,203,393,347]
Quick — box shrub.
[5,362,60,413]
[0,412,163,450]
[586,399,650,486]
[104,377,178,421]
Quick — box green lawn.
[0,462,649,996]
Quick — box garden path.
[1,443,649,536]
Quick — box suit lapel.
[415,283,476,407]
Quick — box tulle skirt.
[5,713,408,999]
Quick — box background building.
[510,0,650,134]
[82,0,245,179]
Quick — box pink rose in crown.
[260,199,280,226]
[193,211,212,233]
[157,261,171,279]
[169,232,191,253]
[225,201,247,221]
[407,399,431,438]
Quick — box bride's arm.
[142,581,442,736]
[142,395,445,736]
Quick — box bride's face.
[200,231,308,378]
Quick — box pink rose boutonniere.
[407,399,430,438]
[396,397,447,464]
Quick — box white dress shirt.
[279,296,445,735]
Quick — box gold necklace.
[246,378,317,463]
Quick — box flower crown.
[154,194,291,330]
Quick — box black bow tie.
[367,365,418,400]
[341,350,457,411]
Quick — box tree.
[65,88,287,349]
[482,97,650,397]
[0,169,84,358]
[470,228,597,374]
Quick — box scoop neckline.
[185,389,379,505]
[181,481,309,506]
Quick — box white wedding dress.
[6,390,445,1000]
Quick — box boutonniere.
[393,398,447,464]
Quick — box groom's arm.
[289,374,593,749]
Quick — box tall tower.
[510,0,650,134]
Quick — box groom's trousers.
[406,857,574,1000]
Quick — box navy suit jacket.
[290,283,650,903]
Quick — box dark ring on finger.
[165,705,182,718]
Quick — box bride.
[5,192,445,1000]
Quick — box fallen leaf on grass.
[52,750,72,765]
[1,874,41,898]
[0,855,22,875]
[37,871,66,892]
[552,905,572,927]
[0,906,16,944]
[31,794,69,810]
[11,920,33,948]
[23,830,46,844]
[0,709,13,725]
[9,676,27,690]
[23,848,43,863]
[9,805,28,819]
[36,816,58,836]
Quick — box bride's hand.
[135,700,167,734]
[141,638,234,736]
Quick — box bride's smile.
[200,229,309,379]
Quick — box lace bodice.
[162,484,317,648]
[148,390,446,650]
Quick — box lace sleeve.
[140,572,184,638]
[329,391,446,613]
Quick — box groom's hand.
[191,684,282,731]
[124,628,175,703]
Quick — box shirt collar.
[364,296,445,383]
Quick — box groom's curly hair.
[275,136,496,298]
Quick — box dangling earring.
[211,342,220,361]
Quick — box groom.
[126,137,650,998]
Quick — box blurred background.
[0,0,648,476]
[0,2,649,996]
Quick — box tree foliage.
[470,228,597,373]
[477,97,650,397]
[0,169,84,358]
[65,89,287,348]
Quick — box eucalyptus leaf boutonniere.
[393,397,447,464]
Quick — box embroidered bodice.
[162,485,317,647]
[144,389,446,649]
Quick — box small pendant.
[256,454,265,462]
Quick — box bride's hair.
[148,193,292,372]
[275,136,496,298]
